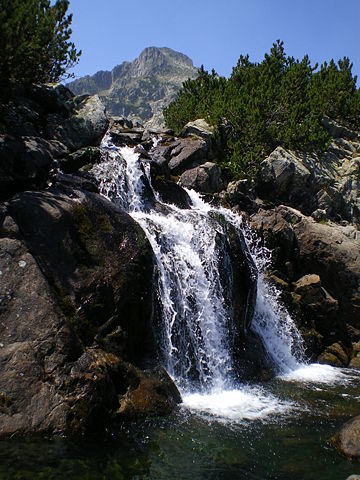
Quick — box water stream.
[3,134,357,479]
[91,135,353,422]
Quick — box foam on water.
[183,387,294,422]
[281,363,359,384]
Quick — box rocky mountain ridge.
[67,47,198,129]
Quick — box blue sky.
[67,0,360,81]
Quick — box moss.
[98,214,112,233]
[72,203,104,264]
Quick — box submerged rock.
[330,416,360,460]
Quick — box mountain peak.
[67,47,198,129]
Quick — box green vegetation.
[0,0,81,90]
[164,41,360,179]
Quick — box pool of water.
[1,365,360,480]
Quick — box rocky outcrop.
[0,83,109,199]
[0,85,184,438]
[67,47,198,130]
[257,129,360,227]
[250,206,360,360]
[0,172,178,437]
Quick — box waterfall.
[92,133,305,394]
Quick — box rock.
[180,119,214,143]
[318,342,349,367]
[293,274,338,335]
[116,365,182,419]
[47,94,109,150]
[322,116,359,141]
[179,162,222,194]
[0,177,169,437]
[256,139,360,226]
[330,416,360,460]
[258,146,311,207]
[150,162,191,209]
[250,205,360,349]
[167,137,207,175]
[58,146,101,173]
[0,135,68,198]
[7,184,155,362]
[225,179,258,212]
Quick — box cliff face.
[67,47,198,129]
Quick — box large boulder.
[258,146,311,207]
[180,119,214,144]
[179,161,222,194]
[167,137,208,175]
[116,365,182,419]
[0,84,109,199]
[0,176,179,437]
[46,94,109,150]
[7,183,154,360]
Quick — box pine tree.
[0,0,81,89]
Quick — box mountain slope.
[67,47,198,129]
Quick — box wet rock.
[330,416,360,460]
[318,342,349,367]
[150,162,191,209]
[179,162,222,194]
[58,146,101,173]
[293,274,339,335]
[7,184,155,362]
[250,205,360,351]
[116,365,182,419]
[0,179,161,437]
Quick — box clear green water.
[1,369,360,480]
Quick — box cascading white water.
[92,133,348,420]
[94,135,239,391]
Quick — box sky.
[67,0,360,81]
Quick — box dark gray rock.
[0,135,68,197]
[47,94,109,150]
[167,137,207,175]
[150,162,191,209]
[58,146,101,173]
[0,178,177,437]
